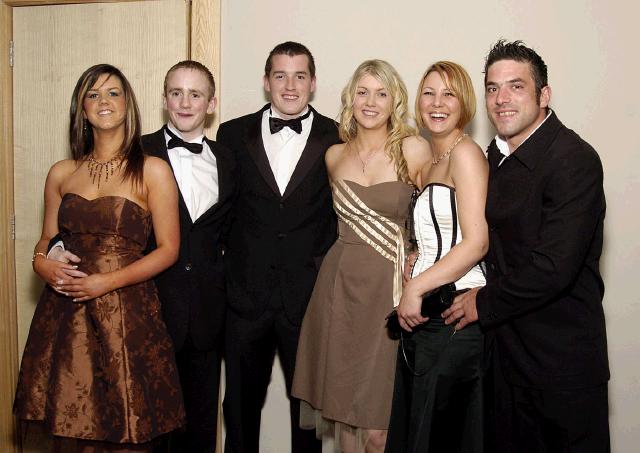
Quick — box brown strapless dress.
[14,194,185,444]
[292,180,413,448]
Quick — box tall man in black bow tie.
[147,60,235,453]
[216,42,340,453]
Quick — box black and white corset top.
[410,183,486,290]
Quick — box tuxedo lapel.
[143,128,192,223]
[144,129,169,162]
[207,138,230,206]
[245,109,280,197]
[193,139,231,225]
[282,109,328,200]
[193,199,217,225]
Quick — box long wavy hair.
[69,64,144,189]
[338,59,414,183]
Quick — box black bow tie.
[268,109,311,134]
[164,126,204,154]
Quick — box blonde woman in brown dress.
[14,64,184,452]
[292,60,430,452]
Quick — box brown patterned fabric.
[15,194,185,444]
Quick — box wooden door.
[10,1,188,451]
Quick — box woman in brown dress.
[292,60,430,452]
[14,64,184,452]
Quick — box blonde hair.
[338,59,414,183]
[415,61,476,130]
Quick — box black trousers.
[385,318,485,453]
[487,355,610,453]
[223,303,321,453]
[155,336,221,453]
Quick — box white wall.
[219,1,640,451]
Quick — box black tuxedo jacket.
[476,112,609,390]
[216,104,340,325]
[143,128,235,351]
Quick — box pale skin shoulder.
[325,142,348,182]
[401,135,432,186]
[140,156,180,270]
[56,156,180,302]
[449,137,487,181]
[142,155,178,205]
[398,136,488,331]
[32,159,87,287]
[38,159,79,242]
[448,137,488,259]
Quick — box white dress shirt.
[47,125,219,256]
[261,107,314,195]
[165,123,219,222]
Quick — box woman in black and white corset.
[385,61,488,453]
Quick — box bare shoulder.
[326,143,346,160]
[142,157,177,204]
[325,143,347,169]
[402,135,431,161]
[402,136,432,185]
[50,158,78,173]
[450,137,488,182]
[48,158,79,181]
[143,155,173,179]
[402,135,430,152]
[450,136,486,165]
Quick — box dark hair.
[69,64,144,189]
[264,41,316,78]
[484,39,548,101]
[164,60,216,99]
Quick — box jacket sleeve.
[477,138,605,328]
[216,122,232,149]
[47,234,64,253]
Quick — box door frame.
[0,1,221,451]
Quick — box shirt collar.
[165,122,205,144]
[268,106,310,120]
[495,109,553,158]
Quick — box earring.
[83,119,87,132]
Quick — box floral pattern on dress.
[14,194,185,443]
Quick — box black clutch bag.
[420,282,456,318]
[386,283,457,339]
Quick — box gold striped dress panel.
[332,180,405,307]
